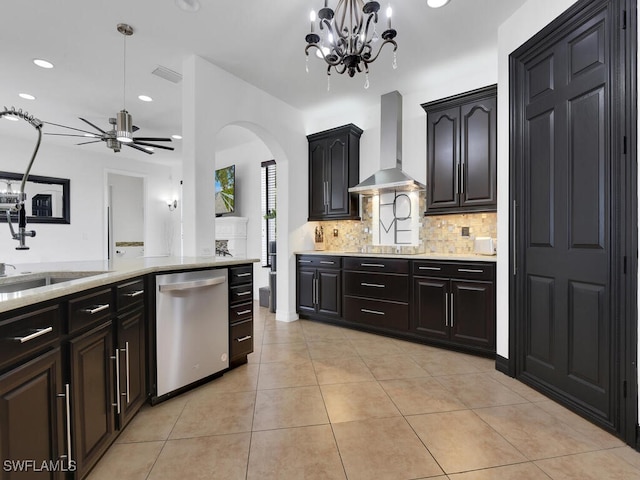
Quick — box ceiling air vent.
[151,65,182,84]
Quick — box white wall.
[215,136,273,299]
[181,55,308,321]
[0,135,176,263]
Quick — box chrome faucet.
[0,263,16,277]
[0,106,43,250]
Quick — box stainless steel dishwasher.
[155,268,229,397]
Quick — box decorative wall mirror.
[0,171,70,224]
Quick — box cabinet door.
[69,321,115,479]
[317,269,341,318]
[326,134,350,218]
[450,280,495,349]
[460,96,497,208]
[297,268,316,316]
[0,348,66,479]
[116,308,146,429]
[308,140,328,219]
[412,277,449,339]
[427,106,460,210]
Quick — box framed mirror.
[0,171,70,224]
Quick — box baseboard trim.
[495,355,514,377]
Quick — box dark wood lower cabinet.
[296,256,342,320]
[116,307,146,429]
[69,322,115,479]
[450,280,494,349]
[0,348,66,480]
[412,277,449,340]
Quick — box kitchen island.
[0,256,257,479]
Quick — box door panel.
[317,269,341,318]
[451,280,494,348]
[309,142,327,218]
[297,269,316,315]
[427,107,459,209]
[412,277,449,339]
[515,3,614,427]
[327,136,348,217]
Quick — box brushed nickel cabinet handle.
[361,263,385,268]
[320,261,335,265]
[57,383,73,464]
[419,266,441,271]
[13,326,53,343]
[450,293,455,328]
[123,290,144,297]
[458,268,483,273]
[236,309,252,316]
[237,291,251,296]
[236,335,252,342]
[82,304,110,315]
[361,308,385,316]
[236,273,251,277]
[361,282,385,288]
[445,293,449,327]
[124,342,130,404]
[111,349,121,415]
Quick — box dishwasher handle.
[158,276,226,292]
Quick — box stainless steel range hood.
[349,91,425,195]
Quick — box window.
[261,160,276,267]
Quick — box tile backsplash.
[315,194,497,255]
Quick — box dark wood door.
[308,140,327,219]
[326,135,349,217]
[317,269,341,318]
[116,308,146,429]
[451,280,494,349]
[427,106,460,210]
[460,96,496,208]
[297,268,316,316]
[69,321,115,479]
[513,1,620,430]
[0,349,66,479]
[412,277,449,339]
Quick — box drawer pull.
[237,291,251,296]
[320,261,335,265]
[236,309,252,316]
[236,335,252,342]
[299,260,312,263]
[419,266,441,271]
[123,290,144,298]
[236,273,252,277]
[361,282,385,288]
[81,304,110,315]
[458,268,483,273]
[361,308,385,316]
[361,263,385,268]
[13,326,53,343]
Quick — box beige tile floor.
[88,303,640,480]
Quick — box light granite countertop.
[295,250,498,263]
[0,256,259,314]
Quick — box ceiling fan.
[43,23,174,155]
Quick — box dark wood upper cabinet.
[422,85,497,215]
[307,124,362,221]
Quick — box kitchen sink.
[0,271,106,294]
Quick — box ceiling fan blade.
[133,141,175,151]
[44,133,100,138]
[133,137,173,142]
[79,117,106,134]
[42,121,101,136]
[125,143,154,154]
[132,125,140,132]
[76,140,103,145]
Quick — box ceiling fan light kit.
[305,0,398,88]
[42,23,174,155]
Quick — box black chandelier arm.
[305,44,345,67]
[361,38,397,65]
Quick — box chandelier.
[305,0,397,88]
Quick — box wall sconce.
[167,199,178,211]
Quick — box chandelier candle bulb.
[387,6,392,29]
[310,10,316,32]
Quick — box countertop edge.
[294,251,498,262]
[0,257,259,314]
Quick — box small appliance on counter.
[474,237,496,255]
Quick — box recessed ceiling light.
[33,59,54,69]
[427,0,450,7]
[3,116,19,122]
[19,93,36,100]
[171,134,183,140]
[175,0,200,12]
[138,95,153,102]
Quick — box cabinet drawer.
[413,261,495,280]
[230,284,253,304]
[343,257,409,274]
[68,288,114,334]
[229,265,253,286]
[297,255,341,269]
[0,305,61,370]
[230,301,253,323]
[116,278,145,312]
[343,271,409,302]
[344,296,409,331]
[230,319,253,359]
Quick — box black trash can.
[268,241,277,312]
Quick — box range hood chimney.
[349,91,425,195]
